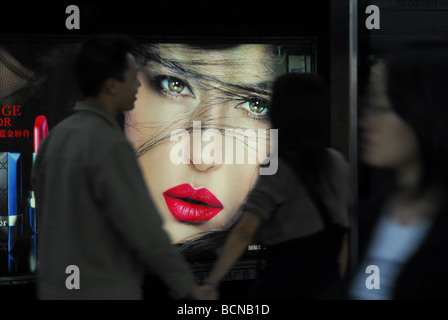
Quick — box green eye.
[242,97,268,114]
[159,76,194,97]
[237,97,269,120]
[167,78,185,93]
[248,98,267,113]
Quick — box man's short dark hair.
[74,34,136,98]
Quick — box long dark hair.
[385,39,448,195]
[269,72,333,196]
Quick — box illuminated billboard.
[0,39,315,275]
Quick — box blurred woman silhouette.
[204,72,352,299]
[350,39,448,299]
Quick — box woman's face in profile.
[124,44,275,243]
[360,63,420,171]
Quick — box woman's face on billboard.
[124,44,275,243]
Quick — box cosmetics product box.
[0,152,23,273]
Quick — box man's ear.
[103,77,118,94]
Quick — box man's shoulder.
[39,112,132,160]
[55,111,123,139]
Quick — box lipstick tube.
[33,115,48,155]
[27,115,48,272]
[30,115,48,212]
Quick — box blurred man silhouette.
[32,35,202,300]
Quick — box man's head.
[74,34,140,113]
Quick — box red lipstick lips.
[163,183,223,222]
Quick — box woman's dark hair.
[269,72,332,195]
[385,39,448,194]
[73,34,135,98]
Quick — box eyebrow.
[233,81,272,96]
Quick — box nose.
[189,127,223,172]
[359,109,379,132]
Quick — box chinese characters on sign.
[0,130,30,138]
[0,106,29,139]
